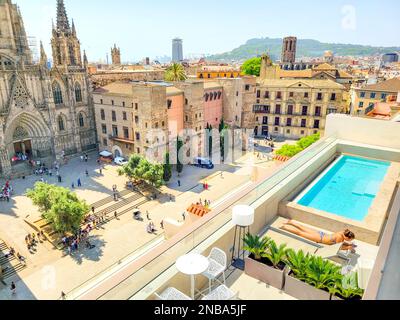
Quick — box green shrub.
[304,255,342,291]
[243,234,271,260]
[263,240,287,269]
[275,144,303,157]
[285,249,311,282]
[331,271,364,299]
[275,133,320,158]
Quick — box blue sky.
[17,0,400,63]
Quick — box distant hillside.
[207,37,400,62]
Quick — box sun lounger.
[314,243,354,265]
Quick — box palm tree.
[165,63,187,82]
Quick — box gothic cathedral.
[0,0,97,178]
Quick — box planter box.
[244,257,285,290]
[284,272,331,300]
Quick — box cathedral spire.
[40,41,48,68]
[83,50,88,67]
[56,0,70,33]
[72,19,76,36]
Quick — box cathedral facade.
[0,0,97,178]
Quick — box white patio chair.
[154,287,192,300]
[201,247,227,293]
[201,285,238,300]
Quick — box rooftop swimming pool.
[296,155,390,221]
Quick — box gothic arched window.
[75,83,82,102]
[78,113,84,127]
[53,82,63,105]
[58,115,65,131]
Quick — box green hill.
[207,37,400,62]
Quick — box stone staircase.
[0,240,26,281]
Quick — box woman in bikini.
[281,220,356,251]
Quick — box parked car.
[193,157,214,169]
[114,157,128,166]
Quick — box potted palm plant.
[284,250,340,300]
[244,234,287,290]
[330,272,364,300]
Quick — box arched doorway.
[112,146,123,159]
[4,112,52,167]
[12,126,32,161]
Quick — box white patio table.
[176,253,209,300]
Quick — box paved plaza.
[0,146,284,300]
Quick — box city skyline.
[16,0,400,63]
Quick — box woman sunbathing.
[281,220,356,251]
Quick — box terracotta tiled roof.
[279,69,313,78]
[313,63,336,71]
[362,77,400,92]
[187,204,211,217]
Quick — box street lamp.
[231,205,254,270]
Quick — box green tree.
[26,182,58,214]
[164,63,187,82]
[117,154,142,181]
[46,191,89,235]
[241,57,262,76]
[163,153,172,182]
[27,182,88,234]
[177,137,184,175]
[206,123,213,158]
[144,163,165,188]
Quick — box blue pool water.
[297,155,390,221]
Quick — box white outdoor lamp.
[231,205,254,270]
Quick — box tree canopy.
[118,154,165,188]
[241,57,261,76]
[27,182,89,235]
[165,63,187,82]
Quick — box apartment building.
[197,66,242,79]
[93,82,170,161]
[253,79,345,139]
[351,77,400,116]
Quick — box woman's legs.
[281,225,321,243]
[285,220,320,235]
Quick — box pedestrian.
[178,180,181,187]
[92,207,95,214]
[77,178,82,187]
[80,155,84,162]
[99,167,103,175]
[17,253,26,266]
[160,220,164,229]
[85,170,89,177]
[182,212,186,221]
[71,182,75,189]
[61,291,66,300]
[10,281,16,295]
[58,175,62,183]
[114,211,118,220]
[146,211,150,220]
